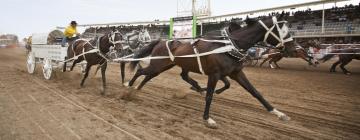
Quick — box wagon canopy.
[31,30,64,45]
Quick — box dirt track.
[0,47,359,140]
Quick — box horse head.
[228,12,297,52]
[99,30,124,59]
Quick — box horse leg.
[181,69,206,94]
[203,74,219,129]
[274,57,283,69]
[80,64,92,87]
[100,62,107,95]
[70,58,82,71]
[63,57,67,72]
[340,59,352,75]
[126,68,143,87]
[215,77,230,94]
[330,60,341,72]
[120,62,126,84]
[134,64,175,90]
[229,70,290,121]
[260,57,271,67]
[268,58,276,69]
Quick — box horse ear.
[278,11,285,20]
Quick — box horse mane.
[228,22,242,33]
[245,16,258,26]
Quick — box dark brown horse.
[259,45,319,68]
[321,48,360,75]
[125,14,296,128]
[63,31,123,94]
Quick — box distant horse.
[63,31,123,94]
[259,45,319,68]
[119,29,152,84]
[321,48,360,75]
[126,14,296,128]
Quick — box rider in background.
[61,21,80,47]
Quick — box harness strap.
[165,40,175,61]
[82,47,87,61]
[193,47,205,75]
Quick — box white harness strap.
[258,17,293,48]
[193,47,205,75]
[165,40,175,61]
[82,47,87,61]
[108,31,123,46]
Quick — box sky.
[0,0,358,39]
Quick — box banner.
[169,16,197,39]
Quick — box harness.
[63,31,122,64]
[258,17,293,48]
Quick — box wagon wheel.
[42,58,53,80]
[27,52,36,74]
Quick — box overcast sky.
[0,0,357,39]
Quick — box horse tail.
[129,39,161,71]
[321,50,340,62]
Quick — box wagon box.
[27,30,86,80]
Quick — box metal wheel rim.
[42,59,52,80]
[27,52,36,74]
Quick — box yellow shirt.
[64,26,78,38]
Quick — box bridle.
[101,31,124,60]
[258,16,293,48]
[224,16,293,62]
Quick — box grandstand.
[0,34,19,48]
[80,0,359,44]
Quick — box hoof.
[134,85,140,90]
[279,114,291,121]
[204,118,218,129]
[270,64,275,69]
[190,87,206,95]
[123,82,129,87]
[345,72,351,75]
[271,109,290,122]
[100,88,106,95]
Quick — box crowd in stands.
[83,3,360,44]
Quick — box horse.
[125,14,296,128]
[259,45,319,69]
[321,48,360,75]
[118,29,152,84]
[63,31,123,94]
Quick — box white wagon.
[27,30,86,80]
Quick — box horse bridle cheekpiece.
[258,16,293,48]
[107,31,123,59]
[109,31,123,45]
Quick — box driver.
[61,21,80,47]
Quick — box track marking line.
[5,90,55,140]
[32,78,142,140]
[27,93,82,140]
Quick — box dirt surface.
[0,47,359,140]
